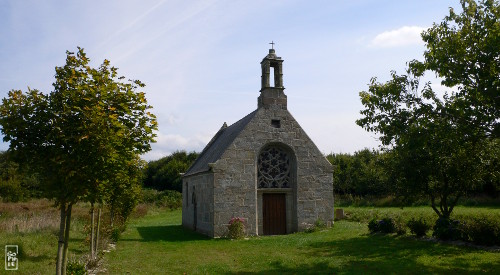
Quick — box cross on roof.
[269,41,275,49]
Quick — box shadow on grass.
[228,234,500,274]
[229,261,335,275]
[303,234,500,274]
[20,254,53,263]
[123,225,209,242]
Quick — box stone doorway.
[263,193,286,235]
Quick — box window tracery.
[258,146,290,188]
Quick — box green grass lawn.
[0,200,89,275]
[341,205,500,224]
[104,209,500,274]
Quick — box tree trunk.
[110,206,114,228]
[90,203,95,259]
[95,207,101,258]
[61,203,73,275]
[430,195,442,218]
[56,204,67,275]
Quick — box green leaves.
[0,47,158,207]
[143,151,199,191]
[357,0,499,218]
[422,0,500,138]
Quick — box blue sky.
[0,0,460,160]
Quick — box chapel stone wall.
[211,107,333,237]
[182,172,214,237]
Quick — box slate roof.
[183,109,258,177]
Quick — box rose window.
[258,147,290,188]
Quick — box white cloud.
[166,114,180,126]
[141,131,212,161]
[370,26,426,48]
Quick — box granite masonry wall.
[182,48,334,237]
[182,172,214,237]
[211,98,334,237]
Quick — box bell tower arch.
[261,49,284,89]
[258,44,287,110]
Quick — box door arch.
[257,143,297,235]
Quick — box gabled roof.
[183,110,258,177]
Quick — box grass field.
[104,208,500,274]
[2,201,499,274]
[341,205,500,224]
[0,199,89,274]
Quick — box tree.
[327,149,388,196]
[421,0,500,138]
[104,155,145,226]
[0,48,157,274]
[356,0,499,219]
[144,151,198,191]
[0,151,41,202]
[326,152,354,195]
[0,151,23,202]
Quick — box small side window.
[271,119,281,128]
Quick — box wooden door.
[263,193,286,235]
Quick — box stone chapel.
[182,48,334,237]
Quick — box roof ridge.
[184,109,258,176]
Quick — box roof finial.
[269,41,275,49]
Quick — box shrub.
[378,218,396,233]
[110,227,121,243]
[131,203,148,219]
[464,216,500,246]
[368,218,379,233]
[368,217,396,234]
[432,218,465,241]
[156,190,182,209]
[140,189,182,209]
[393,216,407,235]
[140,188,159,204]
[227,217,246,239]
[407,217,431,237]
[67,259,87,275]
[305,219,328,233]
[0,178,26,202]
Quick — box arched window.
[258,146,291,188]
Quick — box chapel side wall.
[288,112,334,230]
[182,172,214,237]
[212,107,333,236]
[212,153,257,237]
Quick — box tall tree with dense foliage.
[144,151,198,191]
[422,0,500,138]
[356,0,499,219]
[0,151,40,201]
[0,48,157,275]
[327,149,388,196]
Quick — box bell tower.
[258,44,287,110]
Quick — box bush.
[407,217,431,237]
[305,219,328,233]
[157,190,182,209]
[464,216,500,246]
[368,218,379,233]
[110,227,121,243]
[140,189,182,209]
[393,216,407,235]
[432,218,465,241]
[67,259,86,275]
[368,217,396,234]
[140,188,159,204]
[227,217,246,239]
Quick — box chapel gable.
[182,46,334,237]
